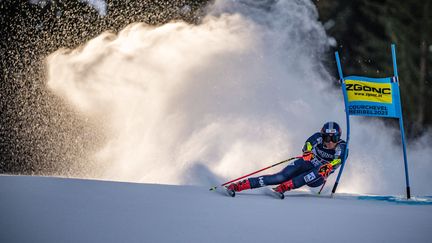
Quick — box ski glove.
[302,142,314,161]
[318,163,333,178]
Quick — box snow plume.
[47,0,432,196]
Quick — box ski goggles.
[322,134,340,143]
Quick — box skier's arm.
[302,133,321,152]
[330,158,342,167]
[319,157,342,178]
[329,142,347,169]
[319,158,341,178]
[301,133,320,161]
[302,142,314,161]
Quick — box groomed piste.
[1,175,431,243]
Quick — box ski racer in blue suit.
[227,122,347,194]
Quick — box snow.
[1,175,431,243]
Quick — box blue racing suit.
[248,132,347,190]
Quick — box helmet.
[321,122,342,143]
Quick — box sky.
[44,0,432,196]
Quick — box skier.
[227,121,347,194]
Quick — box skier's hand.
[302,142,314,161]
[302,151,314,161]
[318,163,333,178]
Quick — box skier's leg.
[286,167,325,190]
[226,159,307,192]
[273,166,325,193]
[273,179,295,193]
[247,159,313,189]
[226,179,251,192]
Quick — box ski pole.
[209,155,302,191]
[318,179,327,194]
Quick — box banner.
[343,76,401,118]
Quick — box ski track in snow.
[1,175,431,243]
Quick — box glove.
[302,142,314,161]
[303,151,314,161]
[318,163,333,178]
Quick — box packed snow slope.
[1,175,431,243]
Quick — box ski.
[266,187,285,199]
[209,185,235,197]
[226,188,235,197]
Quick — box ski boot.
[272,180,294,199]
[226,179,251,197]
